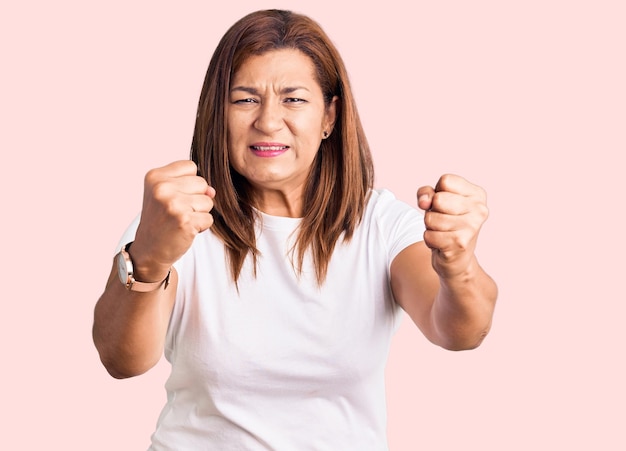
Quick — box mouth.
[249,143,289,157]
[250,144,289,151]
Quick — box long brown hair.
[191,9,374,284]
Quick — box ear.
[323,96,339,136]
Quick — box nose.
[254,101,284,134]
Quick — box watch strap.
[122,242,171,292]
[127,268,171,292]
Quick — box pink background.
[2,1,624,449]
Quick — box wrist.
[434,253,478,283]
[126,241,171,283]
[116,242,171,292]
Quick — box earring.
[323,131,329,139]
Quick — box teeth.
[252,146,287,151]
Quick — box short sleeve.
[369,189,426,267]
[115,215,140,252]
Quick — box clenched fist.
[128,160,216,282]
[417,174,489,279]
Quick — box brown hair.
[191,9,374,284]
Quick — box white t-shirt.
[119,189,425,450]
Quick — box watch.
[116,242,171,292]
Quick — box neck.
[253,187,304,218]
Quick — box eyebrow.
[230,86,310,95]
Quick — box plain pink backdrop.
[2,1,624,449]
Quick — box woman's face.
[226,49,336,205]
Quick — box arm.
[93,161,215,378]
[390,174,498,350]
[93,263,177,379]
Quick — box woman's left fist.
[417,174,489,278]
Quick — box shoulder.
[364,189,422,225]
[360,189,425,263]
[367,188,397,206]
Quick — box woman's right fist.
[128,160,216,282]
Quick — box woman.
[93,9,497,450]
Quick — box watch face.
[117,251,130,286]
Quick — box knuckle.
[165,200,186,219]
[424,211,436,229]
[422,230,436,248]
[453,235,468,252]
[431,192,445,211]
[151,181,171,200]
[431,192,443,210]
[438,173,455,189]
[479,203,489,220]
[174,211,196,234]
[478,185,487,199]
[205,213,215,229]
[144,168,162,186]
[471,201,489,223]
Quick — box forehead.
[231,49,319,88]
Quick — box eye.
[284,97,307,104]
[233,98,258,104]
